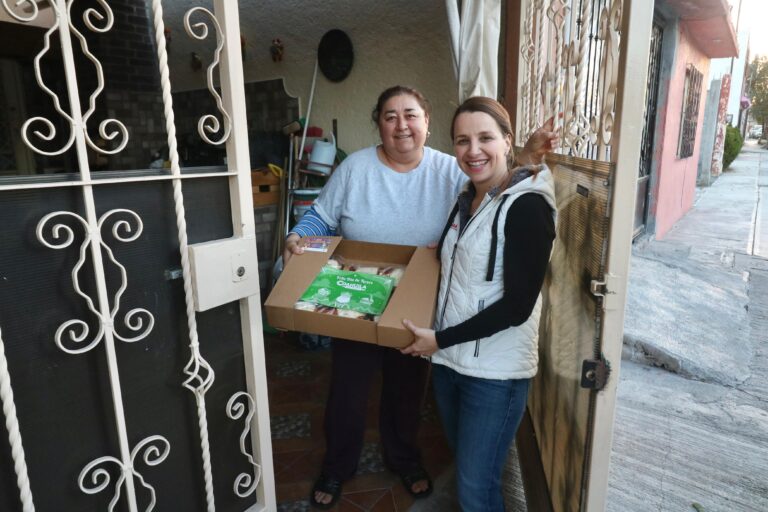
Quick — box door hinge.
[589,273,623,310]
[581,358,611,390]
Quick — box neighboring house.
[699,0,751,185]
[635,0,738,239]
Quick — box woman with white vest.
[402,96,557,512]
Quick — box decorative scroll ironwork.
[520,0,622,161]
[4,2,169,510]
[533,0,545,131]
[184,7,232,146]
[0,328,35,512]
[79,435,170,512]
[1,0,41,23]
[226,392,262,498]
[592,0,621,160]
[564,0,594,158]
[36,209,155,355]
[3,0,262,509]
[546,0,570,132]
[2,0,128,157]
[520,0,535,143]
[36,206,163,511]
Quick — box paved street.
[608,141,768,511]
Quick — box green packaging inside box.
[299,267,395,315]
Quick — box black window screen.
[0,178,257,511]
[678,64,703,158]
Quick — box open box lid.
[377,246,440,346]
[264,237,342,330]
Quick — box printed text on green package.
[300,267,395,315]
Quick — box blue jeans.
[432,364,530,512]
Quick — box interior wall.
[163,0,458,154]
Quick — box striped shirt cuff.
[288,206,335,238]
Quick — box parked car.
[749,125,763,139]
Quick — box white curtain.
[446,0,502,102]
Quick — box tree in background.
[750,56,768,138]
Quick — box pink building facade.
[653,25,711,239]
[639,0,738,240]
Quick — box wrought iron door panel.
[515,1,628,510]
[0,1,271,510]
[634,175,650,237]
[0,180,255,511]
[635,21,663,235]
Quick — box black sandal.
[309,474,343,510]
[399,466,433,499]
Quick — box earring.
[427,131,431,138]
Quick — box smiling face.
[452,111,512,189]
[377,94,430,159]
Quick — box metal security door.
[0,1,274,511]
[634,21,664,238]
[513,0,652,510]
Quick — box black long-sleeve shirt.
[435,193,555,349]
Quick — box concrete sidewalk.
[608,141,768,511]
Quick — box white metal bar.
[584,0,653,509]
[55,1,139,509]
[525,2,535,138]
[596,1,621,161]
[149,1,217,510]
[0,328,35,512]
[565,0,593,158]
[547,0,570,133]
[214,1,276,509]
[519,0,533,144]
[0,171,238,192]
[297,59,319,164]
[534,0,544,127]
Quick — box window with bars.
[678,64,703,158]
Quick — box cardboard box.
[265,237,440,348]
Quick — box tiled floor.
[265,332,453,511]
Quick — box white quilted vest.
[431,168,557,380]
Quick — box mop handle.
[297,59,319,165]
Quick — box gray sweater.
[313,146,466,246]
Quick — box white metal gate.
[513,0,652,510]
[0,1,274,510]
